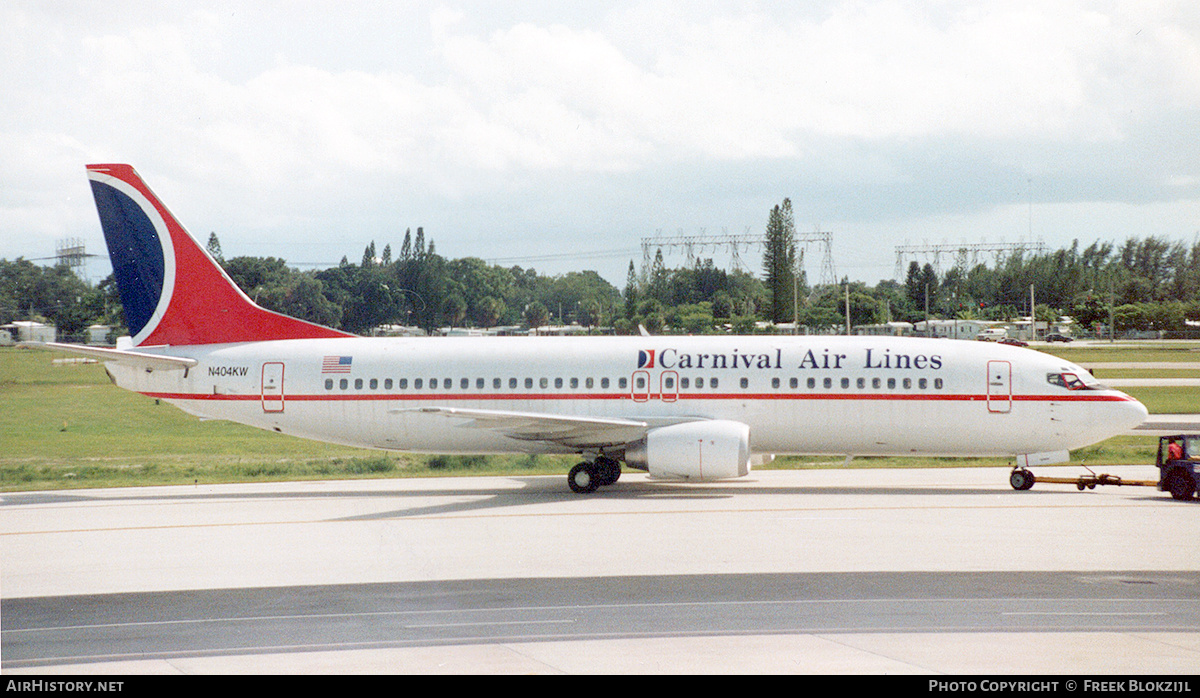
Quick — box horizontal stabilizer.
[21,342,197,372]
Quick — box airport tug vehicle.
[1008,434,1200,501]
[1157,435,1200,501]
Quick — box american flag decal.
[321,355,353,373]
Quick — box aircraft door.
[262,362,285,413]
[631,370,650,402]
[986,360,1011,414]
[660,371,679,402]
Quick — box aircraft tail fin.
[86,164,353,347]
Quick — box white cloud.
[420,1,1200,164]
[16,2,1200,176]
[1,1,1198,283]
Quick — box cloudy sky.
[3,1,1198,287]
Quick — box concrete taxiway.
[3,466,1199,674]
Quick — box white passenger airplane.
[37,164,1148,493]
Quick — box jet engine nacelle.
[625,420,751,481]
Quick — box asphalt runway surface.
[3,467,1199,674]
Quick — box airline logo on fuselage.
[636,346,943,371]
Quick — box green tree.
[257,273,343,328]
[762,199,796,323]
[222,256,293,300]
[847,289,881,328]
[400,229,413,260]
[0,259,92,338]
[476,296,507,328]
[524,301,550,330]
[206,233,224,263]
[711,291,734,320]
[623,260,639,319]
[904,261,923,310]
[647,248,668,302]
[579,298,603,328]
[442,294,468,328]
[919,264,939,312]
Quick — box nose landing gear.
[1009,468,1035,491]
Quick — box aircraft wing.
[20,342,198,372]
[394,406,653,450]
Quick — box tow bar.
[1009,466,1158,491]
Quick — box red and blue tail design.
[87,164,353,347]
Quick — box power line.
[641,228,837,289]
[893,240,1047,279]
[486,247,640,266]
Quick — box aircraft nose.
[1116,391,1149,430]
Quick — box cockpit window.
[1046,372,1090,390]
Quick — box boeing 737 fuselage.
[37,165,1148,493]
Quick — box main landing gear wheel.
[594,457,621,487]
[568,458,622,494]
[1009,468,1035,491]
[568,462,599,494]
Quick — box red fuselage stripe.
[140,391,1138,403]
